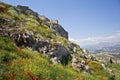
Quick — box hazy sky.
[1,0,120,47]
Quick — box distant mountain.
[95,44,120,53]
[85,42,120,53]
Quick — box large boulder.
[49,44,70,64]
[8,29,34,47]
[33,38,71,64]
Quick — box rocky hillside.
[0,2,116,80]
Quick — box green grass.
[0,36,103,80]
[88,60,111,80]
[108,63,120,80]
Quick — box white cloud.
[69,31,120,47]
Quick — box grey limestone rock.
[50,23,68,39]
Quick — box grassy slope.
[0,36,99,80]
[108,63,120,80]
[0,2,113,80]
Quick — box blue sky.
[1,0,120,47]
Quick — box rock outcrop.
[0,3,70,64]
[50,21,68,39]
[0,23,70,64]
[71,55,91,74]
[15,5,68,39]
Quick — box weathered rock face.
[50,23,68,39]
[33,38,71,64]
[9,29,34,47]
[48,44,70,64]
[6,27,69,64]
[16,5,42,24]
[14,31,70,64]
[15,5,68,39]
[16,5,38,17]
[0,19,70,65]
